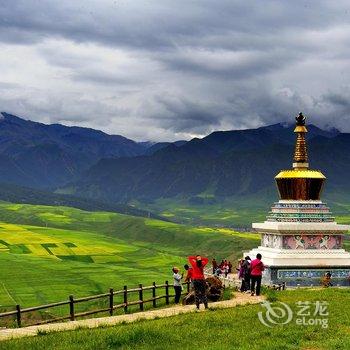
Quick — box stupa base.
[245,246,350,286]
[264,266,350,286]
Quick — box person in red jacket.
[250,253,265,296]
[188,255,209,309]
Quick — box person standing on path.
[188,255,209,309]
[240,256,251,292]
[228,261,233,274]
[250,253,265,296]
[172,267,183,304]
[184,264,193,289]
[211,258,218,274]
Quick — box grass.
[134,190,350,227]
[0,196,347,331]
[0,202,259,314]
[148,201,265,227]
[131,193,282,228]
[1,288,349,349]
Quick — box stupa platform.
[253,221,349,233]
[246,246,350,266]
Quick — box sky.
[1,1,350,141]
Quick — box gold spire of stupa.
[293,112,309,169]
[274,113,326,200]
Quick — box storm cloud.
[1,0,350,140]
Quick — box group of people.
[211,258,233,277]
[172,253,265,308]
[237,253,265,296]
[172,255,209,309]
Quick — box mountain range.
[66,122,346,203]
[0,112,182,189]
[0,111,349,211]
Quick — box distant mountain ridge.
[0,112,181,189]
[0,111,348,208]
[67,122,347,203]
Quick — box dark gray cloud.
[1,0,350,140]
[158,48,302,80]
[154,96,222,133]
[1,1,348,49]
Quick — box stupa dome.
[275,113,326,200]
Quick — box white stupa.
[246,113,350,286]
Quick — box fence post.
[69,295,75,321]
[16,304,21,328]
[109,288,114,316]
[123,285,128,314]
[139,284,144,311]
[165,280,169,305]
[152,282,156,308]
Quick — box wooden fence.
[0,281,190,328]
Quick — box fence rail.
[0,281,190,328]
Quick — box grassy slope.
[133,196,269,228]
[2,289,349,350]
[137,190,350,227]
[0,202,260,309]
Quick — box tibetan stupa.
[246,113,350,286]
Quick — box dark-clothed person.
[212,258,218,274]
[240,256,251,292]
[228,261,233,274]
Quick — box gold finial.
[293,112,309,168]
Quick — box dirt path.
[0,293,264,342]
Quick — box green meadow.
[0,202,260,311]
[0,200,348,332]
[136,193,350,228]
[132,196,269,228]
[2,288,349,350]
